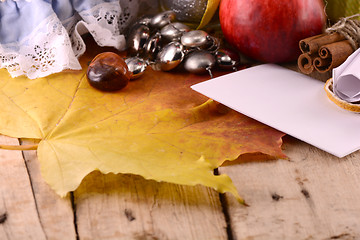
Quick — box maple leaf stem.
[242,200,250,207]
[0,144,38,151]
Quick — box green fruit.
[160,0,208,23]
[326,0,360,23]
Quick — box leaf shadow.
[74,170,222,207]
[221,152,279,166]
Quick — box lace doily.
[0,0,159,79]
[0,13,81,79]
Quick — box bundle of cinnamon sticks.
[297,32,355,74]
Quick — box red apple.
[219,0,326,63]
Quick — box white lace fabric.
[0,13,81,79]
[0,0,158,79]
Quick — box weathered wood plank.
[0,135,46,240]
[21,139,77,240]
[221,136,360,240]
[74,171,228,240]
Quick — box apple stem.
[0,144,38,151]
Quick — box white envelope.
[191,64,360,158]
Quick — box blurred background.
[139,0,360,26]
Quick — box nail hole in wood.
[124,209,136,222]
[301,189,310,199]
[271,193,283,201]
[0,213,7,224]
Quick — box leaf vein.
[47,74,85,139]
[46,141,66,191]
[0,88,43,138]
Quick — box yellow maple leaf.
[0,46,285,204]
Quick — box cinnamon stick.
[313,57,332,73]
[299,32,345,54]
[297,53,315,74]
[298,31,356,75]
[314,40,354,73]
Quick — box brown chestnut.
[87,52,131,92]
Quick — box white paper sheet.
[191,64,360,158]
[333,47,360,102]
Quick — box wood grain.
[220,136,360,240]
[21,139,77,240]
[0,65,357,240]
[74,171,227,240]
[0,136,46,240]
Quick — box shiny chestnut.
[87,52,131,92]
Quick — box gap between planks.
[73,171,230,240]
[1,135,237,240]
[220,136,360,240]
[0,136,76,240]
[21,138,77,240]
[0,136,47,239]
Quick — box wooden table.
[1,70,360,240]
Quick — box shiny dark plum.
[87,52,131,92]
